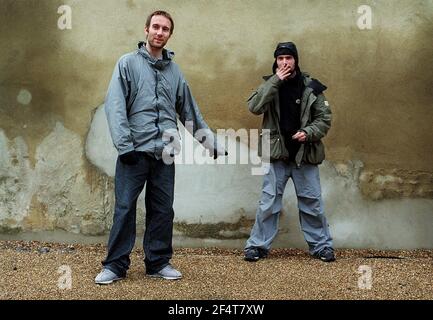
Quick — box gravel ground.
[0,241,432,300]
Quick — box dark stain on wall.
[0,0,111,165]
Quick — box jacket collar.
[137,41,174,70]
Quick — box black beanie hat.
[272,41,300,73]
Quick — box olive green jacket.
[248,72,332,166]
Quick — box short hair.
[145,10,174,35]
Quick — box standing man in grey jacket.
[244,42,335,263]
[95,10,225,284]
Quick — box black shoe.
[314,247,336,262]
[244,247,268,262]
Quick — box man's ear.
[144,26,149,36]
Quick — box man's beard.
[149,37,166,49]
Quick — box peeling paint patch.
[85,105,117,177]
[34,122,112,235]
[16,89,32,105]
[360,169,433,200]
[0,123,114,236]
[23,196,54,231]
[0,131,34,226]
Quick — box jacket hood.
[137,41,175,70]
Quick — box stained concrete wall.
[0,0,432,249]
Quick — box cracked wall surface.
[0,0,432,248]
[0,123,113,235]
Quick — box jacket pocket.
[269,134,285,159]
[304,140,325,164]
[259,130,286,160]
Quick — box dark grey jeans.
[102,153,175,276]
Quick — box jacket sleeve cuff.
[269,74,284,87]
[301,128,313,142]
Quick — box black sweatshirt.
[278,72,304,161]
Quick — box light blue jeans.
[245,161,333,255]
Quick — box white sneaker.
[94,268,124,285]
[147,265,182,280]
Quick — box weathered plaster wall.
[0,0,432,248]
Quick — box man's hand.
[276,64,292,81]
[119,150,139,165]
[292,131,307,143]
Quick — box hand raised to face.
[276,64,292,81]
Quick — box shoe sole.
[244,254,268,262]
[244,256,260,262]
[95,277,125,285]
[316,255,336,262]
[146,274,182,280]
[320,257,336,262]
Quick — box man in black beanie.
[273,42,304,163]
[244,41,335,262]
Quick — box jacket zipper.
[154,70,161,137]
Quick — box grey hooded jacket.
[105,42,218,159]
